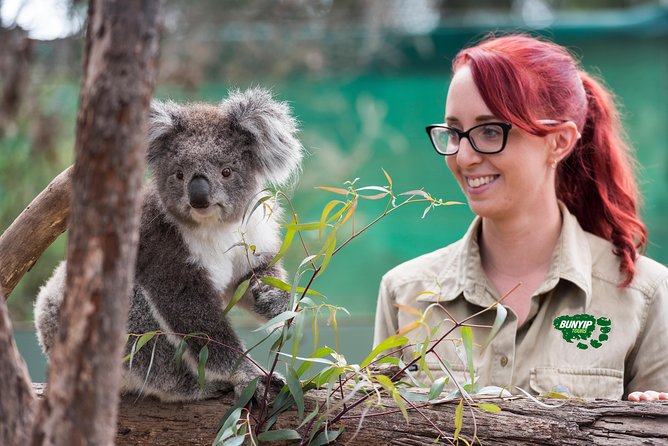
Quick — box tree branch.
[0,165,72,299]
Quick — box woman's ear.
[550,121,580,162]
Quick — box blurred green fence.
[11,8,668,381]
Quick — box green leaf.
[257,429,302,442]
[212,426,235,446]
[286,364,305,420]
[270,225,296,267]
[216,378,258,431]
[315,231,337,277]
[428,377,447,401]
[320,199,345,236]
[296,347,336,376]
[474,403,501,413]
[198,345,209,389]
[374,374,395,392]
[259,276,323,297]
[252,311,298,332]
[291,310,305,366]
[311,428,343,446]
[315,186,349,195]
[213,407,241,446]
[283,221,326,231]
[382,168,393,188]
[221,436,245,446]
[454,398,464,441]
[360,335,409,368]
[461,326,475,385]
[242,191,274,226]
[136,335,158,399]
[222,279,250,316]
[174,337,188,372]
[399,189,430,199]
[298,402,320,428]
[123,331,158,363]
[482,304,507,350]
[392,390,410,423]
[542,391,570,399]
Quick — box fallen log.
[32,384,668,445]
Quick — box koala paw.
[234,372,286,406]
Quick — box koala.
[34,87,303,402]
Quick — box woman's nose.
[455,137,483,166]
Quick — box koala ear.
[223,87,303,186]
[148,100,180,164]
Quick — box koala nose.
[188,176,211,209]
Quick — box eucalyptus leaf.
[428,376,447,401]
[360,335,408,368]
[461,326,475,385]
[252,311,298,332]
[222,279,250,316]
[198,345,209,389]
[475,403,501,413]
[311,428,343,446]
[286,364,305,420]
[482,304,507,350]
[256,429,302,442]
[453,398,464,441]
[217,379,258,431]
[174,337,188,372]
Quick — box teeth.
[467,176,496,188]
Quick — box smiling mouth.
[466,175,498,188]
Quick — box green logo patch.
[553,313,611,350]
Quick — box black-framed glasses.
[425,122,512,156]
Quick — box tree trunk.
[0,290,36,446]
[28,1,163,445]
[0,24,32,136]
[30,384,668,445]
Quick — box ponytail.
[556,72,647,286]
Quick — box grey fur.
[34,88,303,401]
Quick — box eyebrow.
[445,115,499,124]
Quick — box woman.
[374,34,668,401]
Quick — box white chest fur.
[179,209,282,294]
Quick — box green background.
[11,9,668,382]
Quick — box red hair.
[452,34,647,287]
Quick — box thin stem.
[328,282,522,426]
[128,331,268,377]
[277,191,317,270]
[400,394,452,444]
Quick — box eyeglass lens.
[431,123,507,154]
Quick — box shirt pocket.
[530,367,624,399]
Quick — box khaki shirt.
[374,204,668,399]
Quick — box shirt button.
[500,356,509,367]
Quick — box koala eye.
[221,168,232,178]
[176,170,184,180]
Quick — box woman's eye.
[222,168,232,178]
[481,126,502,139]
[176,170,184,180]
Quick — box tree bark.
[0,290,36,446]
[31,387,665,445]
[29,1,163,445]
[0,24,32,136]
[0,166,72,299]
[30,384,668,445]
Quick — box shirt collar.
[425,202,592,308]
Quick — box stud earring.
[551,160,557,169]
